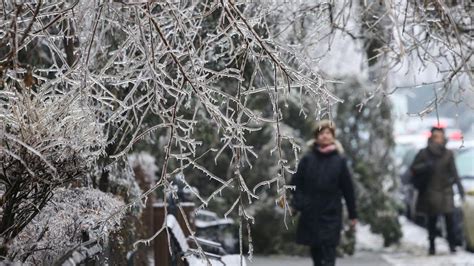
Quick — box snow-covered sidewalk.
[357,216,474,265]
[251,216,474,266]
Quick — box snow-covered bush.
[333,77,402,246]
[7,187,123,264]
[102,161,143,206]
[0,86,106,255]
[129,152,158,185]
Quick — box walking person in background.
[410,126,465,255]
[290,120,357,266]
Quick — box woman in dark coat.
[410,126,464,254]
[290,120,357,266]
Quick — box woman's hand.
[350,219,358,229]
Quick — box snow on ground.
[252,216,474,266]
[355,222,385,251]
[357,216,474,265]
[251,251,390,266]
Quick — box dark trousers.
[427,213,455,248]
[310,245,336,266]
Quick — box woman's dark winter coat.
[411,141,464,215]
[290,146,357,246]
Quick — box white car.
[455,147,474,251]
[195,210,234,229]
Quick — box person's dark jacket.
[290,146,357,246]
[410,141,464,215]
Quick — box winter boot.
[449,244,456,254]
[428,239,436,255]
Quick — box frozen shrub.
[7,187,123,264]
[128,152,159,184]
[0,87,106,255]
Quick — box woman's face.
[316,128,334,146]
[431,130,445,145]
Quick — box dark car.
[395,143,419,220]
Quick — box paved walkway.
[250,251,474,266]
[249,217,474,266]
[251,251,390,265]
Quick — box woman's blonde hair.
[313,119,336,138]
[308,120,344,154]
